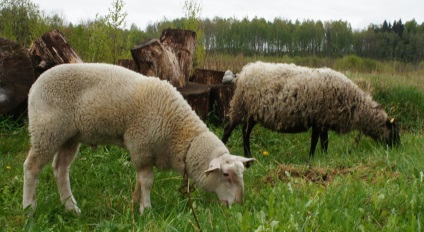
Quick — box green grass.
[1,72,424,231]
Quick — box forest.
[1,0,424,66]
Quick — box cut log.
[190,68,235,121]
[118,59,137,71]
[210,83,235,121]
[160,29,196,84]
[177,82,210,121]
[130,29,196,88]
[190,68,224,85]
[131,39,182,86]
[0,38,36,115]
[29,29,83,78]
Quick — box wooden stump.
[131,39,182,86]
[177,82,210,121]
[190,68,224,85]
[160,29,196,84]
[29,29,83,78]
[190,68,235,121]
[0,38,36,115]
[210,83,235,121]
[118,59,137,71]
[130,29,196,88]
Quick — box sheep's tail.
[222,70,237,85]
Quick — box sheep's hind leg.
[23,146,57,211]
[52,141,81,214]
[135,165,154,214]
[222,120,240,144]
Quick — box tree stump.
[0,38,36,115]
[131,39,182,86]
[190,68,235,121]
[118,59,137,71]
[160,29,196,84]
[130,29,196,88]
[29,29,83,78]
[190,68,224,85]
[130,29,210,120]
[209,83,235,121]
[177,82,210,121]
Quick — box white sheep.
[23,63,255,214]
[222,61,400,160]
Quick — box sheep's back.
[28,63,206,148]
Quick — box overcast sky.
[32,0,424,30]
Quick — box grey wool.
[222,61,400,160]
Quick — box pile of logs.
[128,28,234,121]
[0,30,83,116]
[1,29,233,122]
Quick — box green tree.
[87,15,111,62]
[182,0,205,67]
[0,0,41,46]
[65,22,91,61]
[125,23,148,57]
[105,0,127,64]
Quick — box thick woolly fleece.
[228,61,395,143]
[24,63,253,213]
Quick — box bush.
[333,55,381,73]
[373,85,424,131]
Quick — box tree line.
[196,17,423,64]
[1,0,424,65]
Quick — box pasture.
[1,71,423,231]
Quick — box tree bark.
[160,29,196,84]
[130,29,196,88]
[118,59,137,71]
[0,38,36,115]
[177,82,210,121]
[131,39,183,86]
[190,68,235,121]
[29,29,83,78]
[209,83,235,122]
[190,68,224,85]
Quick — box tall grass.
[202,53,424,74]
[1,69,423,231]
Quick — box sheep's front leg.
[135,166,154,214]
[52,143,81,214]
[309,126,320,158]
[320,129,329,153]
[242,117,256,158]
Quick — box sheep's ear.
[204,158,221,175]
[233,156,256,166]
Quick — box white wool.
[23,63,254,214]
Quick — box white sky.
[32,0,424,31]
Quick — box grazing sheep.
[23,63,255,214]
[222,61,400,160]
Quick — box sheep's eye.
[223,173,229,177]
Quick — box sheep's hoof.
[139,206,151,215]
[66,206,81,214]
[64,202,81,214]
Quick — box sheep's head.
[384,117,400,147]
[222,70,236,85]
[204,154,255,205]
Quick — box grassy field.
[1,71,423,231]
